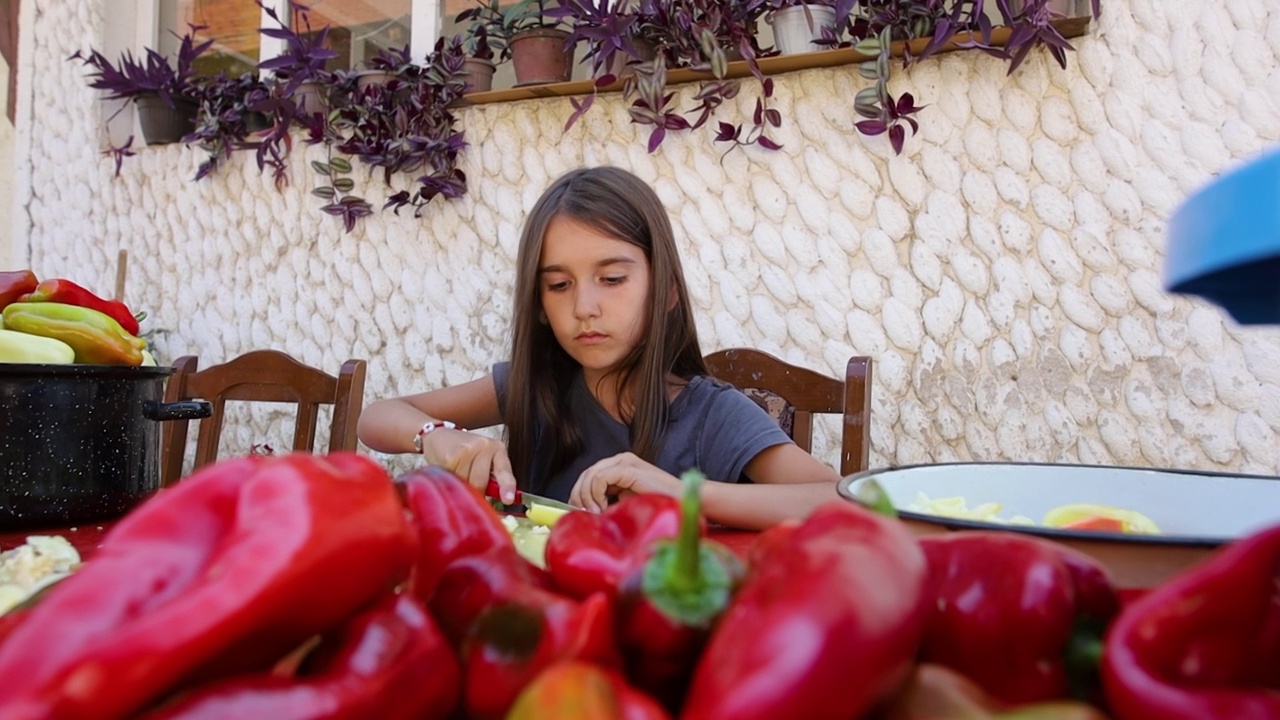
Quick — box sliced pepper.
[507,661,672,720]
[0,453,417,720]
[680,501,931,720]
[400,466,620,720]
[139,594,459,720]
[1102,522,1280,720]
[546,471,741,710]
[1043,504,1160,535]
[2,301,146,365]
[919,532,1120,705]
[20,277,140,336]
[0,328,76,364]
[0,269,37,311]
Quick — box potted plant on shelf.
[305,36,471,232]
[457,25,498,93]
[456,0,573,86]
[555,0,778,153]
[764,0,846,55]
[185,70,273,181]
[69,28,213,146]
[255,0,339,118]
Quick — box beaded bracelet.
[411,420,464,453]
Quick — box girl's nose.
[573,287,601,319]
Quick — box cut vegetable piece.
[527,503,571,527]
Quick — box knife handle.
[485,477,522,504]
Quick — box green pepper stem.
[642,469,734,628]
[1064,615,1107,701]
[670,469,704,595]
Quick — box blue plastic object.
[1165,148,1280,324]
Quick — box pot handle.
[144,400,213,422]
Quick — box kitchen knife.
[485,478,577,512]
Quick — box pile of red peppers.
[0,452,1277,720]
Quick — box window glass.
[159,0,262,77]
[299,0,414,69]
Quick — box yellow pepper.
[2,302,146,366]
[0,328,76,364]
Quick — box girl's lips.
[576,332,607,345]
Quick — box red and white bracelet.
[412,420,464,453]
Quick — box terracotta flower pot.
[509,27,573,86]
[461,57,496,93]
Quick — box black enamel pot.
[0,363,211,531]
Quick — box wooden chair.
[704,348,873,476]
[160,350,367,486]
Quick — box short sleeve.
[695,384,793,483]
[492,361,511,412]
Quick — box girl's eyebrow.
[539,257,638,274]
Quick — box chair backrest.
[703,348,873,476]
[160,349,367,486]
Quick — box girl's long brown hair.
[504,167,707,493]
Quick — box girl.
[358,166,842,529]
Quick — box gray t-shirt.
[492,362,792,501]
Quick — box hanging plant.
[72,1,469,233]
[848,0,1102,154]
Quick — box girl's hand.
[420,428,518,503]
[569,452,681,512]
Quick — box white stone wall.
[0,54,15,269]
[15,0,1280,478]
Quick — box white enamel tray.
[837,462,1280,587]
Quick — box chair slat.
[160,350,368,486]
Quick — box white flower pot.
[770,5,838,55]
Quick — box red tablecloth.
[0,523,116,559]
[2,520,760,563]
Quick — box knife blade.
[485,478,577,512]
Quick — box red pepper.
[507,661,672,720]
[545,492,685,598]
[399,466,619,720]
[0,453,417,720]
[139,594,459,720]
[680,501,931,720]
[21,277,140,336]
[546,471,742,710]
[399,463,555,646]
[0,269,37,311]
[1102,522,1280,720]
[919,532,1120,705]
[0,608,26,647]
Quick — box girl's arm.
[356,375,519,501]
[700,443,842,529]
[356,375,504,453]
[569,444,843,530]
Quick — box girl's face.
[538,215,652,387]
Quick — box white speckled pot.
[0,364,209,530]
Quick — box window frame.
[145,0,445,69]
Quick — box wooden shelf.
[455,16,1091,107]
